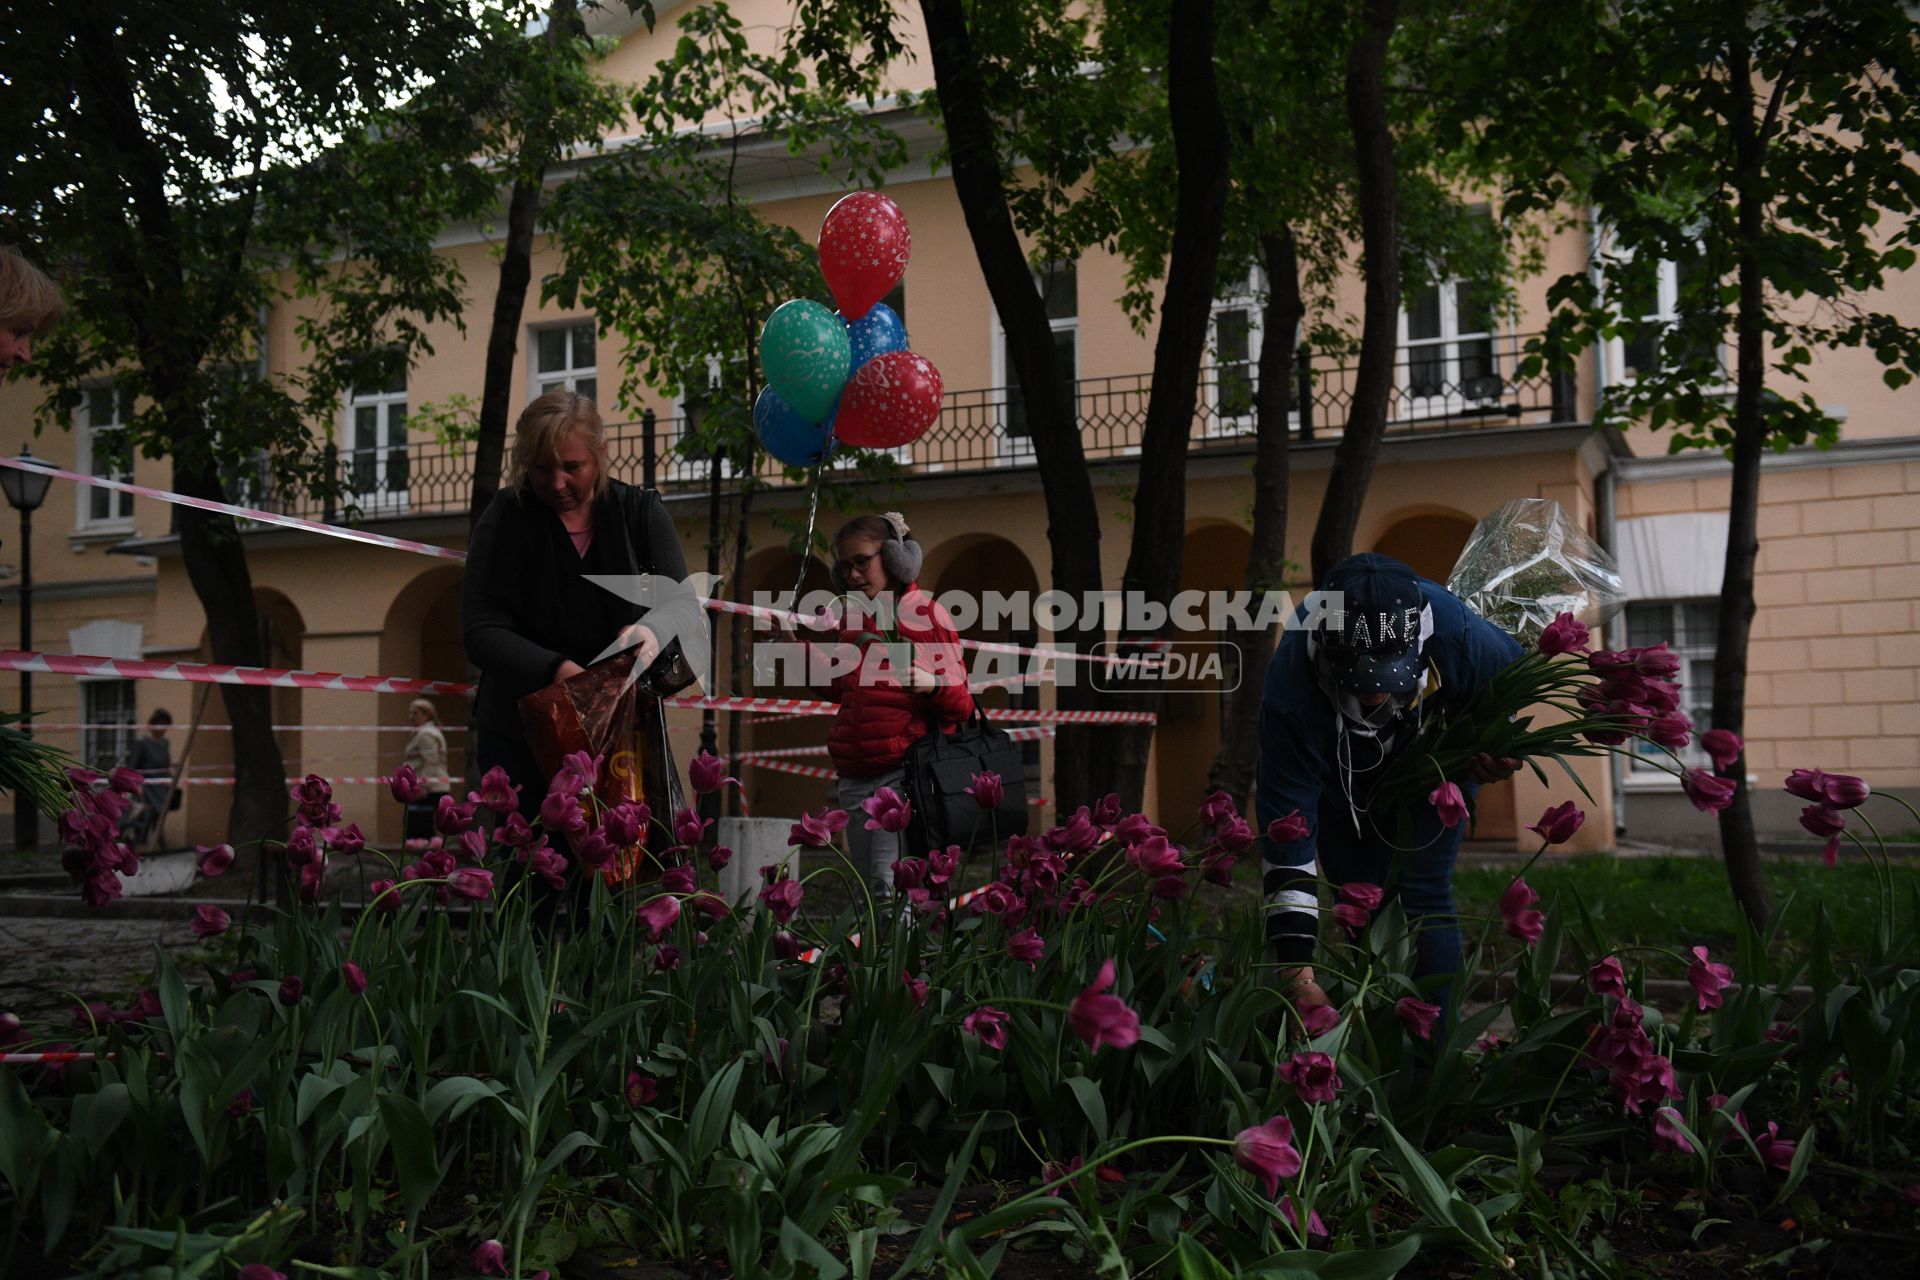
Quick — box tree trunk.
[920,0,1109,806]
[1309,0,1401,584]
[1107,0,1233,807]
[172,451,290,892]
[467,0,579,528]
[1205,229,1303,805]
[1713,25,1772,931]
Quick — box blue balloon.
[754,386,838,467]
[844,302,908,369]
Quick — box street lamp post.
[3,449,54,853]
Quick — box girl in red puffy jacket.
[822,512,973,895]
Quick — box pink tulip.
[434,794,477,836]
[603,802,647,847]
[1707,1092,1750,1142]
[0,1011,24,1046]
[196,843,235,877]
[1526,801,1586,846]
[1799,805,1845,838]
[327,824,367,858]
[1232,1116,1303,1197]
[1428,781,1468,829]
[1783,767,1831,802]
[456,829,487,866]
[1500,878,1544,947]
[1754,1121,1797,1171]
[1537,612,1590,656]
[963,1006,1011,1051]
[902,970,930,1012]
[965,771,1004,811]
[637,895,681,940]
[1007,927,1045,970]
[1687,946,1734,1011]
[1681,769,1736,814]
[1128,834,1183,879]
[759,877,803,923]
[1652,1107,1694,1155]
[1647,711,1692,750]
[1213,816,1257,853]
[1331,903,1368,935]
[1277,1051,1342,1104]
[625,1072,657,1106]
[1300,1003,1341,1038]
[654,944,681,972]
[673,807,710,848]
[278,976,304,1006]
[1092,793,1124,826]
[1068,959,1140,1052]
[387,765,426,805]
[1589,956,1627,999]
[190,904,230,939]
[539,790,587,838]
[1338,881,1384,912]
[529,846,569,891]
[1701,729,1742,771]
[1631,643,1681,678]
[1278,1195,1329,1240]
[659,864,696,895]
[1822,773,1870,809]
[447,867,494,901]
[573,830,617,871]
[369,878,400,912]
[860,787,912,833]
[468,766,521,816]
[284,825,320,866]
[1395,997,1442,1041]
[472,1240,506,1277]
[787,807,850,848]
[1820,834,1841,868]
[341,961,368,995]
[1198,789,1237,827]
[688,751,738,794]
[236,1265,284,1280]
[1266,810,1311,844]
[1045,808,1101,854]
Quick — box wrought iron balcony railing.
[251,331,1578,525]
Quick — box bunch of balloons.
[755,192,945,468]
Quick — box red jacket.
[825,584,975,778]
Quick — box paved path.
[0,912,205,1021]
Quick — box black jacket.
[462,479,698,737]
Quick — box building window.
[1623,598,1717,773]
[77,385,135,531]
[82,680,137,774]
[1207,267,1270,433]
[1001,262,1078,443]
[534,320,598,402]
[1617,250,1722,382]
[346,365,409,506]
[1401,275,1498,407]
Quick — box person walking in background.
[123,709,173,848]
[402,698,452,843]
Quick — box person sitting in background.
[123,709,173,848]
[402,698,452,842]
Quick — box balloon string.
[790,462,827,611]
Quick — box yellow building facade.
[2,2,1915,853]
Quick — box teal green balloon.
[760,299,851,424]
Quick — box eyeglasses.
[836,551,879,576]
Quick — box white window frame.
[531,319,599,403]
[989,265,1079,463]
[1205,266,1271,438]
[75,384,135,534]
[343,371,410,515]
[1396,276,1505,421]
[1621,597,1716,779]
[81,679,137,774]
[667,355,741,483]
[1606,246,1728,389]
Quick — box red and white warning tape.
[34,723,466,733]
[0,455,466,563]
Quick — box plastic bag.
[1447,497,1627,643]
[518,646,686,886]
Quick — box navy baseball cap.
[1317,553,1425,695]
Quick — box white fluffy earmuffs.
[831,510,924,592]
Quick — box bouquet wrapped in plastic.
[1447,498,1627,645]
[519,646,686,886]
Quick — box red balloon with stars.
[834,351,944,448]
[818,191,910,321]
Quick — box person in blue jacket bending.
[1257,552,1523,1016]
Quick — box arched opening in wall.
[1372,512,1475,585]
[378,566,467,844]
[725,547,836,818]
[184,591,305,847]
[1154,522,1252,829]
[1370,510,1516,843]
[931,535,1044,805]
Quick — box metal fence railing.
[255,331,1578,524]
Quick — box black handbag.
[902,709,1030,856]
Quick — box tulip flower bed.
[3,753,1919,1279]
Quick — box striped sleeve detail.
[1263,858,1320,963]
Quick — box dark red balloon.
[833,351,944,449]
[818,192,910,321]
